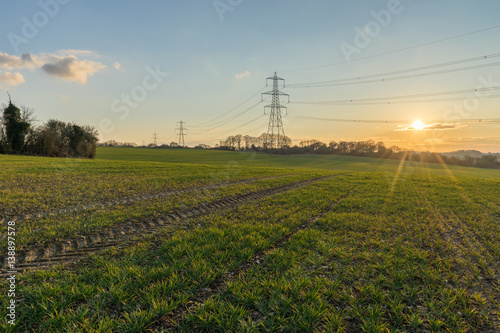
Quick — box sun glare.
[412,120,425,130]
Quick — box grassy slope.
[96,147,500,179]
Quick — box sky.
[0,0,499,152]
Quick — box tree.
[1,95,97,158]
[234,134,242,150]
[337,141,349,154]
[328,141,338,152]
[68,124,98,158]
[20,105,37,124]
[475,155,497,168]
[376,141,387,156]
[3,100,30,154]
[243,135,252,150]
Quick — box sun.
[412,120,425,130]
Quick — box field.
[97,147,500,179]
[1,149,499,332]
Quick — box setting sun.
[412,120,425,130]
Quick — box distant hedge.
[1,101,98,158]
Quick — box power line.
[290,52,500,86]
[289,62,500,88]
[314,95,500,105]
[164,129,176,144]
[210,114,267,141]
[295,116,500,124]
[242,120,269,136]
[292,85,500,105]
[280,24,500,73]
[192,85,266,128]
[212,100,265,128]
[288,54,500,88]
[191,99,266,135]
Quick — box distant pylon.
[262,72,289,150]
[177,120,187,146]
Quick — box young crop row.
[0,172,334,251]
[1,171,497,331]
[0,174,354,332]
[180,173,498,332]
[0,155,303,218]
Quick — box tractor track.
[0,174,292,225]
[154,188,356,331]
[0,175,337,277]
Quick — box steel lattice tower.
[176,120,187,146]
[262,72,289,150]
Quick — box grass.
[1,176,352,332]
[0,153,299,218]
[97,147,500,179]
[2,173,330,249]
[0,149,498,331]
[180,173,498,332]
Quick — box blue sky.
[1,0,499,151]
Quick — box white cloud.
[0,50,107,85]
[41,55,106,84]
[0,52,24,69]
[114,62,124,71]
[0,71,25,86]
[235,70,250,79]
[0,52,41,70]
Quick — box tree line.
[1,99,98,158]
[218,134,500,169]
[219,133,292,150]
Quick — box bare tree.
[234,134,242,150]
[20,105,38,124]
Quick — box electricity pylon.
[176,120,187,146]
[262,72,289,150]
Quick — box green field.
[0,149,499,332]
[97,147,500,179]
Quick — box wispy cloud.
[235,70,250,79]
[397,122,462,131]
[57,49,99,57]
[114,62,124,71]
[445,136,500,144]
